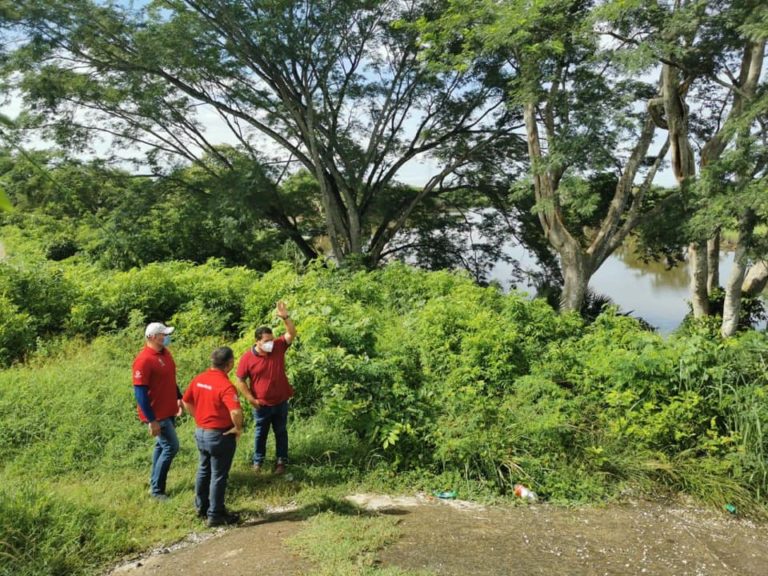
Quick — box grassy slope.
[0,331,440,576]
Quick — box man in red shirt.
[132,322,182,500]
[183,346,244,527]
[235,301,296,474]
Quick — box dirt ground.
[106,494,768,576]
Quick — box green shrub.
[45,235,80,261]
[66,263,187,333]
[0,296,35,366]
[242,260,301,328]
[0,263,77,335]
[2,254,768,538]
[171,260,259,340]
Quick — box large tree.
[5,0,517,266]
[421,0,671,312]
[657,1,764,329]
[608,0,767,333]
[709,39,766,336]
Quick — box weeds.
[288,509,432,576]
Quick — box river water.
[489,243,746,334]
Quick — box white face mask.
[260,340,274,353]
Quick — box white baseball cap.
[145,322,175,338]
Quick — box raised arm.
[277,300,297,344]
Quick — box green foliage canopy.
[5,0,519,265]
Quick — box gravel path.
[106,495,768,576]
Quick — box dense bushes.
[524,315,768,503]
[0,264,75,333]
[236,262,768,505]
[2,252,768,505]
[0,296,34,366]
[0,256,258,365]
[1,254,768,574]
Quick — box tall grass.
[0,331,196,576]
[287,510,430,576]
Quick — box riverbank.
[491,242,768,334]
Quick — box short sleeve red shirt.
[183,368,242,429]
[236,336,294,406]
[132,345,178,422]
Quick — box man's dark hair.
[211,346,234,369]
[255,326,273,340]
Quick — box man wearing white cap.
[132,322,183,500]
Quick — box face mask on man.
[163,334,172,347]
[260,340,274,353]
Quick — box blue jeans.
[150,418,179,496]
[194,428,237,519]
[252,401,289,465]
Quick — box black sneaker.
[206,512,240,527]
[196,508,207,519]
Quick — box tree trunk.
[689,240,710,317]
[720,253,747,337]
[522,103,569,252]
[523,102,593,312]
[343,183,364,256]
[267,210,318,262]
[661,63,695,183]
[721,209,756,337]
[701,39,765,323]
[314,174,347,262]
[560,245,591,313]
[660,62,707,318]
[522,95,665,315]
[742,261,768,296]
[707,231,720,293]
[719,40,765,333]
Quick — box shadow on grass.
[193,491,415,535]
[218,416,422,529]
[227,461,357,486]
[229,426,375,492]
